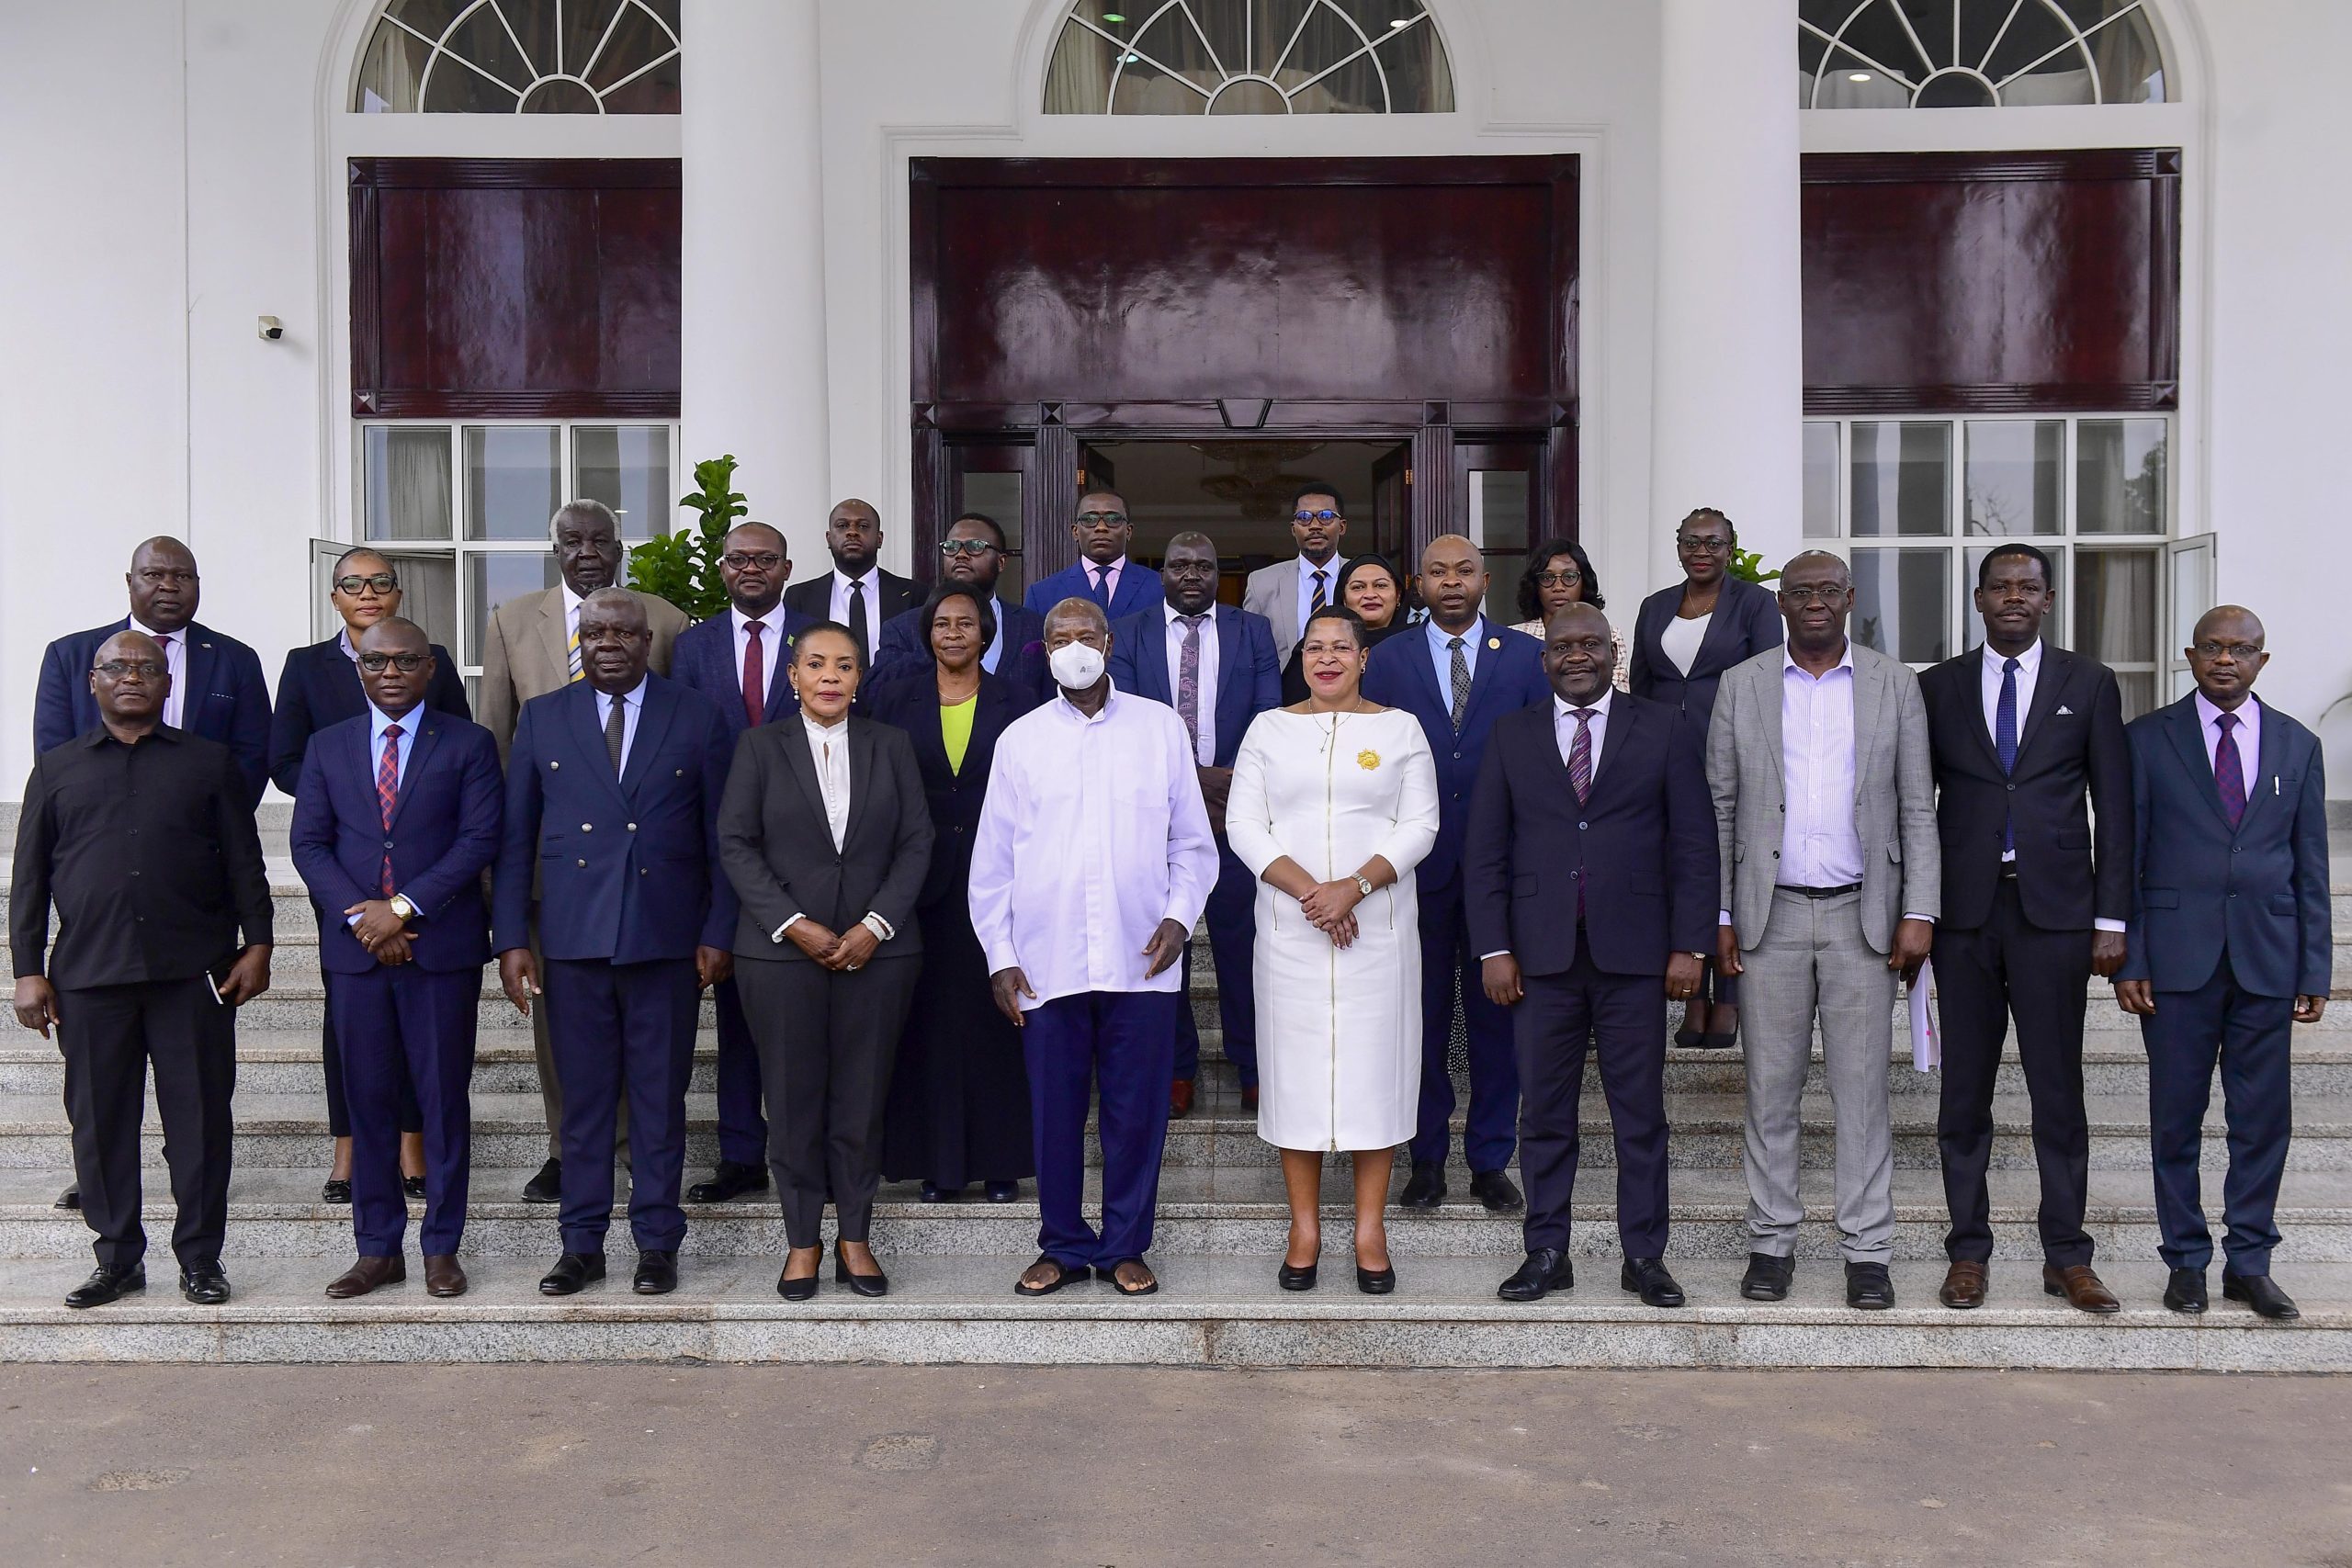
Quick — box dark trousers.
[1934,879,2095,1267]
[736,954,917,1249]
[542,956,698,1255]
[317,910,419,1141]
[1409,884,1519,1173]
[1174,837,1259,1086]
[57,976,235,1272]
[2142,953,2296,1275]
[712,976,768,1167]
[326,965,480,1258]
[1514,952,1671,1257]
[1026,989,1177,1269]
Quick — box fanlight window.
[1800,0,2167,108]
[1046,1,1453,116]
[356,0,680,114]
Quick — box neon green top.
[941,694,978,775]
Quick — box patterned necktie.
[1309,568,1329,616]
[605,693,628,775]
[1088,564,1111,609]
[742,620,766,730]
[1996,656,2020,853]
[154,634,176,726]
[566,620,583,682]
[1448,636,1471,732]
[376,723,403,896]
[1567,707,1593,919]
[847,580,869,665]
[1176,614,1206,763]
[2214,711,2246,829]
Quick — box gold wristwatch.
[1353,874,1374,898]
[388,893,417,921]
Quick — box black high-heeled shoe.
[1278,1259,1318,1292]
[776,1255,820,1302]
[1356,1263,1396,1295]
[834,1241,888,1298]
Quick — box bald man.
[782,499,919,667]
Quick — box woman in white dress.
[1226,605,1440,1294]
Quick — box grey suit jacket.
[1241,556,1339,668]
[476,583,689,761]
[1705,641,1940,955]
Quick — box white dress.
[1225,708,1441,1153]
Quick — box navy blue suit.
[36,618,270,808]
[1023,559,1163,621]
[1109,603,1283,1087]
[2121,694,2332,1276]
[1363,617,1552,1174]
[875,595,1051,705]
[492,675,740,1257]
[290,709,502,1259]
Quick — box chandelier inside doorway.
[1045,1,1454,115]
[1190,441,1328,522]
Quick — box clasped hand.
[1298,879,1363,950]
[786,919,876,972]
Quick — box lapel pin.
[1487,637,1500,650]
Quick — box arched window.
[1045,1,1453,115]
[355,0,680,114]
[1800,0,2167,108]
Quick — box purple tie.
[2214,711,2246,829]
[1176,614,1205,762]
[1568,708,1593,919]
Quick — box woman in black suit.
[866,585,1040,1203]
[269,547,469,1201]
[1279,551,1415,704]
[1626,507,1783,1047]
[718,621,933,1300]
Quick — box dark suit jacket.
[717,715,934,960]
[873,595,1051,705]
[1023,559,1163,621]
[1920,644,2132,931]
[491,674,740,962]
[1105,603,1283,770]
[1465,694,1717,977]
[670,606,815,735]
[2120,694,2332,998]
[782,570,921,631]
[1626,574,1783,727]
[36,618,271,807]
[1361,618,1552,897]
[288,711,503,975]
[269,637,470,798]
[864,671,1036,909]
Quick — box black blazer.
[1464,694,1717,978]
[864,671,1036,909]
[717,715,934,961]
[1919,644,2132,932]
[1626,574,1783,725]
[269,636,470,798]
[781,570,921,629]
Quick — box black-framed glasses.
[1076,511,1128,527]
[93,660,166,679]
[719,552,784,570]
[1676,536,1731,556]
[1531,570,1584,589]
[1292,509,1342,525]
[334,572,399,595]
[2192,640,2263,660]
[1777,585,1851,608]
[938,538,999,558]
[358,652,429,673]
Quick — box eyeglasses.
[2193,640,2263,660]
[1531,570,1584,589]
[1777,585,1851,608]
[937,539,999,558]
[358,652,429,673]
[93,660,166,679]
[1292,510,1342,525]
[1676,536,1731,556]
[334,572,399,595]
[720,552,784,570]
[1076,511,1128,527]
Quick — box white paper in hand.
[1909,955,1939,1072]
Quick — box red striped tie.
[377,724,403,897]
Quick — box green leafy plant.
[1726,546,1781,587]
[628,454,746,621]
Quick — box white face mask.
[1048,641,1106,692]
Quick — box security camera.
[257,315,284,341]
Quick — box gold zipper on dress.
[1326,713,1340,1155]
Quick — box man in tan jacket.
[478,499,689,1203]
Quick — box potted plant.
[628,454,747,621]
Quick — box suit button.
[675,769,684,777]
[549,761,560,770]
[581,823,593,832]
[953,825,965,835]
[1577,822,1588,831]
[383,840,393,850]
[2232,846,2242,854]
[577,859,587,868]
[1452,751,1462,761]
[628,823,637,831]
[641,867,650,876]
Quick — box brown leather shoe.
[2043,1263,2120,1314]
[1169,1078,1195,1119]
[325,1256,406,1299]
[424,1255,468,1298]
[1938,1259,1987,1310]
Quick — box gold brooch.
[1357,749,1381,771]
[1487,637,1501,650]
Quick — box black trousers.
[737,953,918,1249]
[58,976,236,1272]
[1512,949,1670,1258]
[1934,878,2095,1267]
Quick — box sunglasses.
[334,572,400,595]
[1076,511,1128,527]
[1292,510,1342,525]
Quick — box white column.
[1648,0,1805,584]
[681,0,830,541]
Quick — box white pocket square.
[2056,705,2075,716]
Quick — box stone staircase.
[1,807,2348,1369]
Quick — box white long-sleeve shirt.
[968,688,1219,1007]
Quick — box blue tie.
[1996,656,2020,854]
[1087,564,1111,609]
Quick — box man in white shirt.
[1707,551,1939,1311]
[781,499,918,666]
[969,598,1219,1299]
[1241,481,1351,666]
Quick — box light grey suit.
[1241,555,1342,668]
[1706,640,1939,1264]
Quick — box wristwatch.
[1686,951,1708,963]
[1353,874,1374,899]
[388,893,417,921]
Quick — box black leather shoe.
[401,1176,426,1201]
[687,1160,769,1203]
[1356,1264,1396,1295]
[1740,1252,1793,1302]
[180,1264,231,1305]
[55,1184,81,1211]
[521,1158,562,1204]
[777,1258,820,1302]
[1469,1170,1525,1213]
[1845,1260,1895,1310]
[1398,1162,1446,1208]
[2163,1267,2208,1314]
[537,1251,605,1295]
[919,1182,958,1203]
[63,1263,144,1309]
[633,1251,678,1295]
[1278,1260,1318,1292]
[834,1242,888,1298]
[1622,1257,1686,1308]
[321,1178,353,1204]
[2222,1270,2300,1321]
[984,1181,1020,1202]
[1498,1248,1573,1303]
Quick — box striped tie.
[1567,707,1593,919]
[376,724,403,897]
[1448,636,1471,732]
[567,622,583,683]
[1309,568,1329,616]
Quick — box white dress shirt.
[829,567,882,649]
[129,615,187,728]
[1980,639,2041,864]
[1424,615,1487,694]
[592,677,646,774]
[1553,688,1611,774]
[979,599,1006,674]
[729,604,786,708]
[1659,612,1710,678]
[1779,645,1863,889]
[1294,554,1340,638]
[2194,689,2262,778]
[968,688,1219,1007]
[773,713,896,947]
[1164,601,1221,767]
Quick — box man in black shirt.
[11,630,274,1308]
